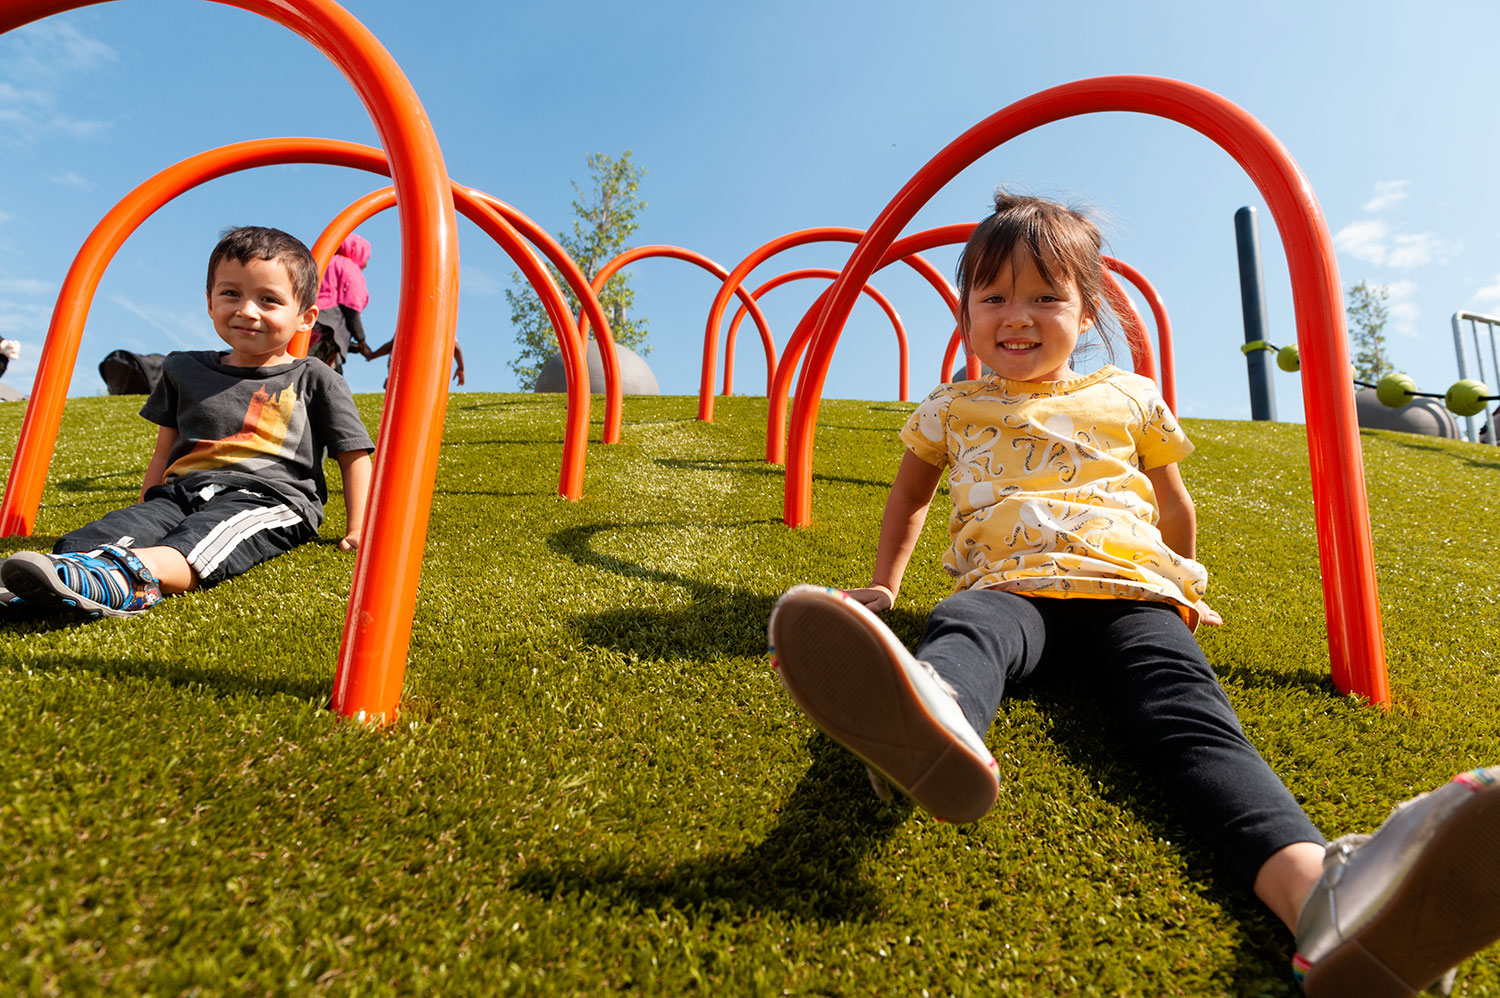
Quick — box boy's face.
[962,252,1094,384]
[206,256,317,368]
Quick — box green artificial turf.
[2,392,1499,996]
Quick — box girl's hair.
[206,225,320,311]
[955,191,1116,357]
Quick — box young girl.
[310,234,373,373]
[768,192,1500,997]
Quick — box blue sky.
[2,0,1499,430]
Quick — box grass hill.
[3,392,1498,996]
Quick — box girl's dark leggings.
[918,588,1324,886]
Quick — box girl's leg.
[1064,600,1325,892]
[916,588,1049,737]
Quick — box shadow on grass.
[513,733,913,924]
[54,469,141,493]
[0,649,329,701]
[1379,433,1500,470]
[1006,682,1298,993]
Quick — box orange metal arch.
[766,225,974,464]
[723,268,909,402]
[0,138,594,502]
[703,226,962,425]
[1104,256,1177,414]
[784,75,1386,706]
[586,245,779,395]
[311,184,617,495]
[0,1,459,725]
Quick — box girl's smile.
[962,253,1095,383]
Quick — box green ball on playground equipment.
[1276,344,1300,372]
[1376,372,1416,408]
[1444,379,1491,417]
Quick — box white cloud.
[0,277,55,296]
[1474,273,1500,305]
[108,295,213,351]
[1333,219,1456,270]
[1334,219,1389,264]
[1363,180,1410,214]
[47,171,92,191]
[1385,279,1419,336]
[0,26,117,146]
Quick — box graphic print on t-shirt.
[167,383,300,479]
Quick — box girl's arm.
[335,450,374,551]
[1144,462,1196,558]
[845,449,944,611]
[139,426,178,501]
[1145,461,1223,626]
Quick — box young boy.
[0,226,374,618]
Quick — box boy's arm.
[335,449,374,551]
[1145,461,1223,626]
[845,448,943,612]
[139,426,178,501]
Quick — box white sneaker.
[768,585,999,823]
[1293,766,1500,996]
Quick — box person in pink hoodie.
[309,234,372,374]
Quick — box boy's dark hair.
[206,226,319,311]
[955,192,1115,353]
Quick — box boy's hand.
[843,585,895,612]
[1198,601,1224,627]
[338,532,361,551]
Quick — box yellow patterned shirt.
[899,367,1208,628]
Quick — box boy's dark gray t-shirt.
[139,351,374,528]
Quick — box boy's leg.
[148,488,315,589]
[768,585,1004,823]
[1,492,187,616]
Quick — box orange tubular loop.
[311,185,593,487]
[0,1,461,726]
[764,226,965,464]
[591,245,779,397]
[724,268,908,402]
[784,75,1386,707]
[1103,255,1177,415]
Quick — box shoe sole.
[769,587,998,823]
[1302,770,1500,998]
[0,551,115,618]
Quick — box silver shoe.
[768,585,999,823]
[1293,766,1500,996]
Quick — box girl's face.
[962,253,1094,384]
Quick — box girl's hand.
[1198,601,1223,627]
[844,585,895,612]
[338,532,362,551]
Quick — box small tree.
[506,150,649,390]
[1346,280,1392,382]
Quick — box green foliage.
[1347,280,1393,382]
[506,150,650,391]
[4,394,1500,995]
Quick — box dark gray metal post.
[1235,206,1276,421]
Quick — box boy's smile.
[963,253,1094,384]
[207,257,317,368]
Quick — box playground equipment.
[1,0,460,725]
[1451,311,1500,444]
[723,268,909,401]
[1258,340,1495,439]
[1235,206,1277,421]
[779,75,1389,707]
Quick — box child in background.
[0,337,17,379]
[0,226,373,617]
[767,192,1500,997]
[309,233,373,374]
[360,336,466,387]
